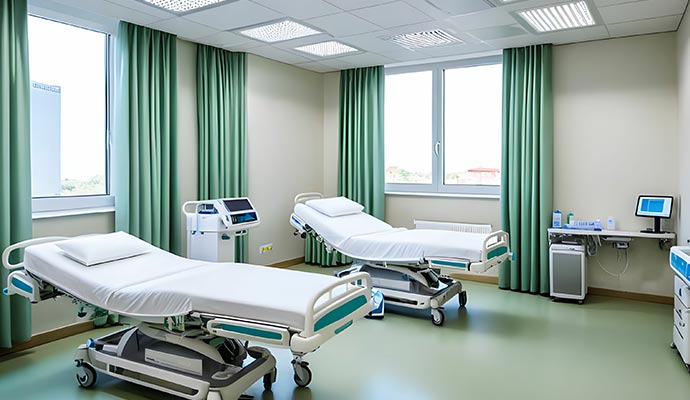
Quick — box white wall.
[553,33,678,296]
[246,55,326,265]
[678,17,690,247]
[323,72,340,198]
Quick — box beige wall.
[246,55,326,265]
[553,33,678,296]
[323,72,340,198]
[176,39,199,257]
[678,18,690,247]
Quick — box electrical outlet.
[259,244,273,254]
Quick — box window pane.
[385,71,433,184]
[443,64,502,186]
[28,16,107,197]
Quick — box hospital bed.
[290,193,510,326]
[2,232,372,400]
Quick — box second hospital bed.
[3,232,371,400]
[290,193,510,326]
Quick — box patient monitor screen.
[636,196,673,218]
[223,198,253,212]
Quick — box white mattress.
[294,203,396,247]
[294,203,488,262]
[24,240,343,329]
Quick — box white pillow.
[56,231,150,266]
[306,196,364,217]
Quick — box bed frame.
[3,236,372,398]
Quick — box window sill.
[32,206,115,220]
[385,191,500,200]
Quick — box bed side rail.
[2,236,69,271]
[481,230,510,268]
[301,272,371,338]
[294,192,323,204]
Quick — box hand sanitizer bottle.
[552,210,562,228]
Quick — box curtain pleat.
[114,22,181,255]
[499,45,553,294]
[0,0,32,348]
[196,45,247,262]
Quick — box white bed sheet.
[24,240,344,328]
[341,229,487,263]
[294,203,396,247]
[294,203,488,262]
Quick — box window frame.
[384,55,503,197]
[28,15,114,216]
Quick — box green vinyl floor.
[1,263,690,400]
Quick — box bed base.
[337,262,465,326]
[74,324,276,400]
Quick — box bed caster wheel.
[671,342,677,349]
[76,363,97,388]
[458,291,468,308]
[431,309,445,326]
[293,364,312,387]
[263,368,276,390]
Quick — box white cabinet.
[550,244,587,303]
[670,247,690,370]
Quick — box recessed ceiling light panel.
[385,29,462,50]
[139,0,229,13]
[516,1,596,33]
[295,41,358,57]
[239,20,322,43]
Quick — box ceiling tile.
[594,0,649,6]
[417,42,493,57]
[333,52,394,67]
[607,14,682,37]
[250,0,340,19]
[184,0,282,30]
[379,49,435,62]
[195,30,252,47]
[147,17,218,40]
[340,31,407,53]
[598,0,687,24]
[399,0,455,20]
[307,12,380,36]
[50,0,163,25]
[223,40,264,51]
[318,58,357,69]
[448,7,517,31]
[249,45,313,64]
[104,0,176,19]
[468,24,528,41]
[295,61,339,72]
[351,1,433,29]
[423,0,493,16]
[323,0,392,11]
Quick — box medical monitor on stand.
[635,195,673,234]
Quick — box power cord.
[595,248,629,278]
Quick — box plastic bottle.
[552,210,562,228]
[567,213,574,224]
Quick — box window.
[384,56,502,196]
[28,16,112,213]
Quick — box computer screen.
[635,195,673,219]
[222,198,252,212]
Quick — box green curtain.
[304,66,385,266]
[499,45,554,294]
[0,0,32,348]
[338,66,385,219]
[114,22,181,255]
[196,45,247,263]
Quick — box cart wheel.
[293,365,312,387]
[458,291,468,308]
[206,391,222,400]
[264,368,276,390]
[431,309,445,326]
[76,363,97,388]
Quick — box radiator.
[414,219,492,234]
